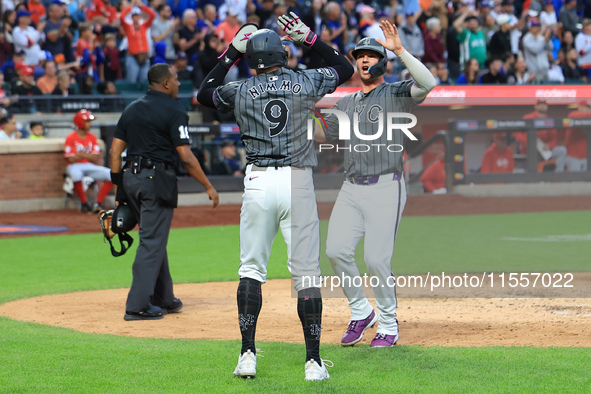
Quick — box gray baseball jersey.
[324,80,417,177]
[213,67,339,167]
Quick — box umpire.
[110,63,219,321]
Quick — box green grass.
[1,210,590,392]
[1,318,589,393]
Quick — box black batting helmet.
[111,204,137,234]
[246,29,288,70]
[351,37,388,77]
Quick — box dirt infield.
[1,195,590,347]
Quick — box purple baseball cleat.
[340,310,378,346]
[370,332,399,347]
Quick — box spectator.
[195,32,221,84]
[0,70,17,109]
[564,101,590,172]
[342,0,358,41]
[521,99,568,172]
[250,0,274,29]
[446,2,467,80]
[75,24,104,85]
[436,62,453,84]
[80,74,95,94]
[173,51,192,82]
[522,18,551,82]
[28,0,47,26]
[488,14,512,60]
[540,0,558,27]
[121,0,156,83]
[102,33,122,81]
[481,14,496,44]
[507,55,535,84]
[481,57,507,83]
[213,139,243,176]
[37,60,59,94]
[559,0,579,37]
[301,0,325,37]
[28,121,45,139]
[456,58,482,84]
[546,51,565,82]
[357,5,376,38]
[0,112,22,140]
[263,2,286,32]
[1,10,16,45]
[481,132,515,173]
[167,0,196,19]
[86,0,118,26]
[52,71,75,95]
[43,2,74,62]
[178,9,202,63]
[561,30,575,53]
[562,47,587,82]
[11,65,43,113]
[153,41,168,64]
[399,12,425,60]
[454,12,487,68]
[13,10,46,66]
[152,3,178,63]
[215,8,241,44]
[0,28,12,68]
[423,17,444,64]
[97,80,126,111]
[324,1,347,52]
[197,4,221,33]
[575,19,591,76]
[218,0,247,23]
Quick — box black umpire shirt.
[115,90,190,164]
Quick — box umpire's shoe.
[124,304,164,321]
[233,349,257,378]
[161,298,183,314]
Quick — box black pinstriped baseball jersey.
[213,67,339,167]
[324,80,417,177]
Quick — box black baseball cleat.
[124,304,164,321]
[162,298,183,314]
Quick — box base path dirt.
[0,280,590,347]
[1,195,590,347]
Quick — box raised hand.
[375,19,404,56]
[277,12,317,47]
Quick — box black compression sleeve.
[197,63,229,108]
[309,39,354,85]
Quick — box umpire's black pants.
[123,168,175,312]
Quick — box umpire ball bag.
[98,204,137,257]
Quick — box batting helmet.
[246,29,288,70]
[111,204,137,234]
[351,37,388,77]
[73,109,95,129]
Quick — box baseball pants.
[66,162,111,182]
[326,176,407,336]
[238,165,322,292]
[123,168,175,312]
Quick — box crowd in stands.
[0,0,590,114]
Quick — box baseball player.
[197,14,353,380]
[64,109,113,214]
[318,20,436,347]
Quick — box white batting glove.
[277,12,317,47]
[231,23,259,53]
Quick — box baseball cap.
[405,11,415,18]
[543,0,553,5]
[16,10,31,20]
[465,15,479,22]
[221,139,236,148]
[131,6,142,15]
[497,15,510,25]
[583,18,591,26]
[21,66,34,76]
[528,18,540,28]
[536,99,547,105]
[493,132,508,139]
[176,51,188,60]
[359,5,376,14]
[14,49,25,57]
[481,1,492,7]
[54,53,65,63]
[579,99,591,107]
[565,0,576,3]
[501,0,512,5]
[227,8,239,17]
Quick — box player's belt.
[125,156,171,173]
[347,172,402,185]
[251,164,290,171]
